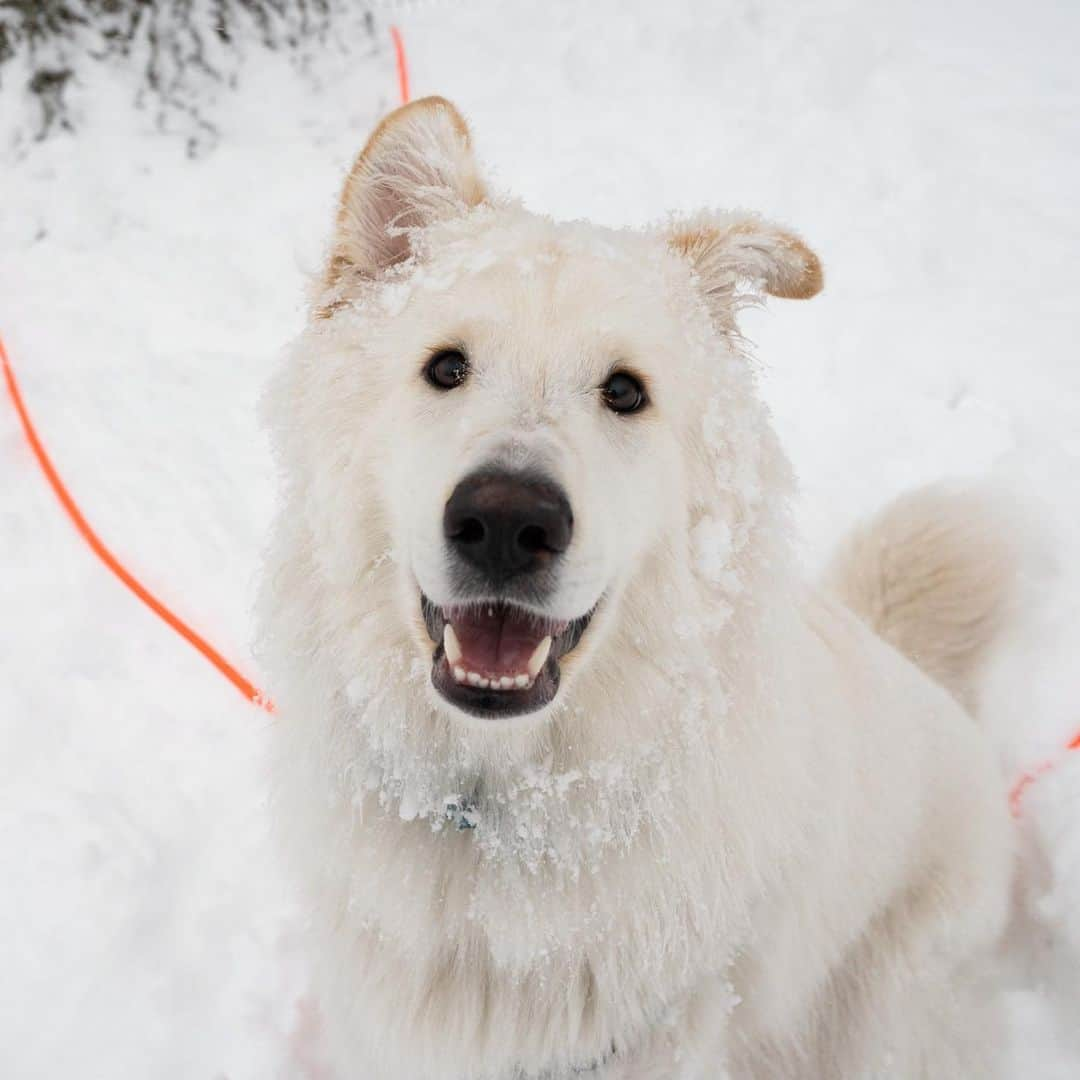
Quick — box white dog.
[259,97,1017,1079]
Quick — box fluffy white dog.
[259,97,1016,1079]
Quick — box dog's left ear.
[325,96,486,289]
[667,213,823,325]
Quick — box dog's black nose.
[444,469,573,581]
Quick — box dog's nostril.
[517,524,550,554]
[453,517,486,545]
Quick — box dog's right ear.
[325,96,486,290]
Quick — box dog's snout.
[443,469,573,581]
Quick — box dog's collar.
[443,790,479,831]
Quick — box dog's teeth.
[454,668,534,691]
[526,636,552,678]
[443,624,463,666]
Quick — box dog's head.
[272,97,820,729]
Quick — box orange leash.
[391,25,411,105]
[1,333,273,711]
[0,27,412,712]
[1009,729,1080,817]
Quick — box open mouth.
[421,595,594,718]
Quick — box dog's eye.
[601,371,647,414]
[425,349,469,390]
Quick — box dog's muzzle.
[423,467,594,718]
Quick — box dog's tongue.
[448,605,563,678]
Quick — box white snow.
[1,1,1079,1076]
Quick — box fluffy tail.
[823,486,1016,713]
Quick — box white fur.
[259,99,1015,1079]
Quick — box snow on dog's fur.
[259,97,1016,1079]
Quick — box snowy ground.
[2,1,1079,1076]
